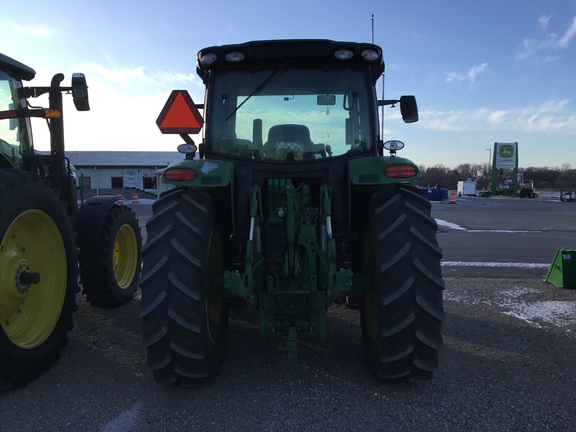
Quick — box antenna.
[381,71,385,137]
[371,14,385,137]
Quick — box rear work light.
[225,51,245,62]
[164,168,198,182]
[361,49,379,61]
[383,165,418,178]
[201,53,217,65]
[334,49,354,60]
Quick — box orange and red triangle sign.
[156,90,204,134]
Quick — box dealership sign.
[495,142,517,169]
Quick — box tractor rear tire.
[360,183,444,382]
[140,187,228,386]
[79,205,142,308]
[0,170,78,390]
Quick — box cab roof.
[0,53,36,81]
[196,39,384,84]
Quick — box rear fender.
[75,196,118,248]
[348,156,420,185]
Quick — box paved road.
[1,196,576,431]
[433,195,576,278]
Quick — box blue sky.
[1,0,575,169]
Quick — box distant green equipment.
[518,180,536,198]
[546,249,576,289]
[496,183,514,196]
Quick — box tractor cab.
[0,54,34,169]
[194,40,417,162]
[143,39,444,386]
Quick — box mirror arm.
[378,99,399,107]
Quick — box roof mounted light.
[201,53,217,65]
[362,49,379,61]
[334,49,354,60]
[225,51,245,62]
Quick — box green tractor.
[0,54,142,389]
[141,40,445,385]
[496,183,514,196]
[518,180,536,198]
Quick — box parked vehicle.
[518,180,536,198]
[560,190,575,202]
[0,53,142,389]
[141,39,445,385]
[457,180,476,197]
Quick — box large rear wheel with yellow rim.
[79,205,141,308]
[0,170,78,390]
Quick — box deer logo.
[499,145,514,158]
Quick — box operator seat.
[264,124,314,151]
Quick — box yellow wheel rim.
[206,230,224,343]
[0,210,67,349]
[362,227,378,342]
[113,224,138,289]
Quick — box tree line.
[414,163,576,191]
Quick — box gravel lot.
[2,276,576,431]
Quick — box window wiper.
[225,60,290,121]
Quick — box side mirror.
[71,73,90,111]
[400,95,418,123]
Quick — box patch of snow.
[500,288,541,298]
[445,286,576,329]
[435,219,540,233]
[435,219,466,230]
[503,301,576,328]
[442,261,549,268]
[468,229,541,233]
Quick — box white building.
[66,151,184,197]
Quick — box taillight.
[383,165,418,178]
[164,168,198,182]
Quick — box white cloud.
[8,23,54,37]
[445,63,489,87]
[418,100,576,134]
[516,15,576,61]
[81,63,199,91]
[29,63,205,153]
[558,16,576,47]
[538,15,552,30]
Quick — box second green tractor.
[141,39,445,385]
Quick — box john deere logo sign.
[496,142,517,168]
[499,145,514,158]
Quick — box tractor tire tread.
[361,183,444,382]
[79,205,142,308]
[0,169,77,390]
[140,187,228,386]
